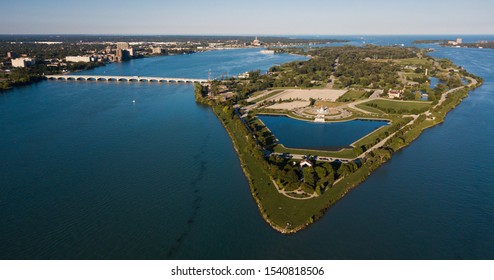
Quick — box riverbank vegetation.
[0,61,105,91]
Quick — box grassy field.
[354,117,411,147]
[355,104,385,114]
[337,89,368,102]
[395,58,431,66]
[250,90,284,103]
[314,100,344,108]
[403,72,426,79]
[360,99,432,114]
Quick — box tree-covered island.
[195,45,483,234]
[412,38,494,49]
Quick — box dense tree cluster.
[0,43,107,60]
[266,155,339,195]
[223,45,421,99]
[335,60,401,88]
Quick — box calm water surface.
[1,40,494,259]
[429,77,441,89]
[258,116,388,150]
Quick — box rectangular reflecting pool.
[258,115,389,150]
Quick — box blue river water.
[1,37,494,259]
[429,77,441,89]
[258,116,388,150]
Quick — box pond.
[258,115,389,150]
[429,77,442,89]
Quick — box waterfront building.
[116,42,130,50]
[65,56,96,63]
[116,49,131,62]
[448,38,463,46]
[252,37,262,46]
[11,57,35,68]
[115,42,134,60]
[237,72,250,79]
[152,47,162,54]
[208,42,225,48]
[260,50,275,54]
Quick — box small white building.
[448,38,463,46]
[66,56,96,63]
[11,57,35,68]
[237,72,250,79]
[300,159,313,168]
[260,49,275,54]
[388,89,402,99]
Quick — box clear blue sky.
[2,0,493,35]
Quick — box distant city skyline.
[2,0,494,35]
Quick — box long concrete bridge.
[45,75,209,84]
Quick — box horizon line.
[1,33,494,37]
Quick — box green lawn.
[250,90,284,103]
[337,89,368,102]
[353,118,403,147]
[360,99,432,114]
[395,58,431,66]
[403,72,426,79]
[355,104,385,114]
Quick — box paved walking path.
[271,180,318,200]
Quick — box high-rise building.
[116,42,130,50]
[115,42,134,59]
[116,49,130,62]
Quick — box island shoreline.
[198,50,483,234]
